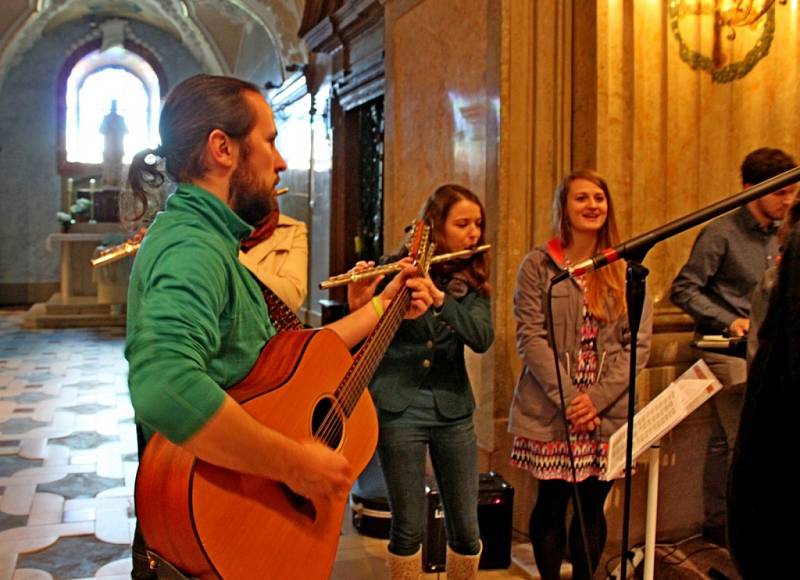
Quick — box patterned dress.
[510,275,610,482]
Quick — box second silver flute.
[319,244,491,289]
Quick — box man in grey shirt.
[670,147,796,546]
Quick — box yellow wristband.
[371,296,384,318]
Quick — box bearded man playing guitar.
[124,74,435,579]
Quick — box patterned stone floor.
[0,310,134,579]
[0,310,530,580]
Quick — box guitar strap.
[251,274,305,333]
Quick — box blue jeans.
[377,420,480,557]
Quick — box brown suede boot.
[386,547,422,580]
[446,542,482,580]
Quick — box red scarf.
[546,237,566,265]
[241,209,279,252]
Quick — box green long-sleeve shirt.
[125,183,275,443]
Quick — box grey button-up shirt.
[670,206,779,334]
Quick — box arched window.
[57,41,166,174]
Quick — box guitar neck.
[335,288,411,417]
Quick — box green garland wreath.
[668,1,775,84]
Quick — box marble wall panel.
[492,0,577,471]
[384,0,492,244]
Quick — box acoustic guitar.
[134,223,433,579]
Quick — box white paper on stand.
[604,359,722,480]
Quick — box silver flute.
[91,188,290,268]
[319,244,491,289]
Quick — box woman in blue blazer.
[355,184,493,579]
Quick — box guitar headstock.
[404,220,435,276]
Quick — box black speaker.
[350,452,391,539]
[423,472,514,572]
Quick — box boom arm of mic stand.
[616,166,800,268]
[550,165,800,285]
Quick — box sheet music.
[604,359,722,480]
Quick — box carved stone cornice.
[298,0,344,39]
[301,0,384,106]
[333,0,384,45]
[268,70,308,112]
[303,0,384,57]
[303,19,337,54]
[334,52,383,110]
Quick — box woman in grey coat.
[508,169,652,579]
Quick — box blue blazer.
[369,290,494,419]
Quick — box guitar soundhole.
[311,396,344,450]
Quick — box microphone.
[551,166,800,284]
[551,247,621,282]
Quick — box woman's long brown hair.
[553,169,625,321]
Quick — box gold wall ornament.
[669,0,786,83]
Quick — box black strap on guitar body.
[252,274,305,333]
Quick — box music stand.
[605,360,723,579]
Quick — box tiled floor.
[0,310,135,579]
[0,311,530,579]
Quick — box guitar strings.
[315,227,431,447]
[314,295,406,445]
[317,292,410,446]
[314,292,409,447]
[326,246,431,437]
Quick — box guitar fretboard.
[313,221,431,447]
[335,288,411,417]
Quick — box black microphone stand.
[548,165,800,580]
[620,258,649,580]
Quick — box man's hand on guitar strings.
[425,275,446,309]
[375,261,434,319]
[404,276,436,319]
[286,441,352,507]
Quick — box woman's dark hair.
[552,169,625,321]
[123,74,261,222]
[419,184,491,296]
